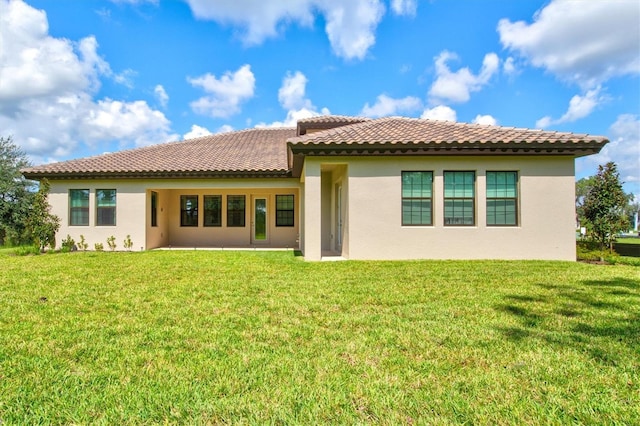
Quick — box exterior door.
[335,185,342,250]
[252,196,268,244]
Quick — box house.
[21,115,608,260]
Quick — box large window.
[401,171,433,226]
[69,189,89,226]
[444,171,475,226]
[204,195,222,227]
[227,195,245,227]
[151,191,158,227]
[276,195,295,227]
[180,195,198,227]
[96,189,116,226]
[487,171,518,226]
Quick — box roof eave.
[289,139,607,153]
[21,169,293,180]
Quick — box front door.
[252,196,268,244]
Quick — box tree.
[582,162,629,249]
[624,197,639,232]
[0,136,36,245]
[575,176,596,228]
[25,179,60,252]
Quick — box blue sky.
[1,0,639,196]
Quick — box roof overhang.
[287,142,605,178]
[21,169,293,180]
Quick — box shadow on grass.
[495,277,640,365]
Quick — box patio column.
[303,160,322,260]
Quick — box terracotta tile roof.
[289,116,608,152]
[22,116,608,180]
[22,127,296,178]
[296,115,370,135]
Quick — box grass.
[616,237,640,245]
[0,250,638,424]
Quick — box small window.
[276,195,295,227]
[227,195,245,227]
[180,195,198,227]
[487,171,518,226]
[69,189,89,226]
[402,171,433,226]
[151,191,158,227]
[204,195,222,227]
[96,189,116,226]
[444,171,475,226]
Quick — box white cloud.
[473,114,497,126]
[503,57,516,76]
[535,87,603,128]
[0,0,177,161]
[428,51,500,104]
[113,69,137,88]
[183,124,234,139]
[81,98,176,147]
[278,71,312,111]
[498,0,640,88]
[0,1,103,103]
[391,0,417,16]
[361,94,422,117]
[216,124,234,134]
[188,64,256,118]
[183,124,212,140]
[421,105,457,122]
[154,84,169,108]
[321,0,385,60]
[579,114,640,197]
[183,0,385,60]
[256,71,330,127]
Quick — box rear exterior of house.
[22,115,608,261]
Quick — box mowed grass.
[0,251,638,424]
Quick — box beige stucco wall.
[301,156,577,261]
[49,180,147,251]
[49,155,577,260]
[48,178,300,251]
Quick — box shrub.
[77,235,89,252]
[123,235,133,251]
[94,243,104,252]
[60,235,76,253]
[107,236,116,252]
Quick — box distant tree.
[0,136,36,245]
[25,179,60,252]
[575,176,596,228]
[582,162,629,249]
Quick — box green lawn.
[616,237,640,245]
[1,251,638,424]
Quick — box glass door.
[252,196,268,243]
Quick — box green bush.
[60,235,76,253]
[123,235,133,251]
[77,235,88,252]
[107,236,116,252]
[94,243,104,252]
